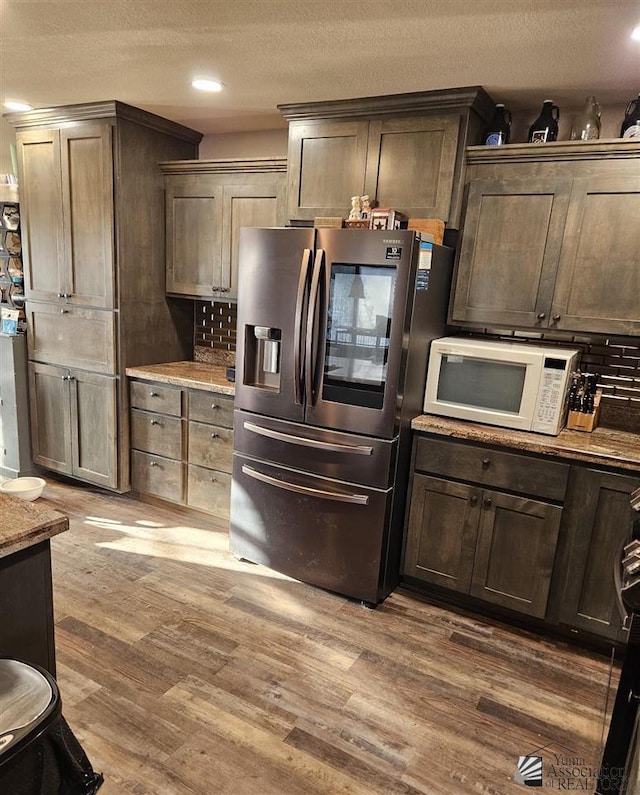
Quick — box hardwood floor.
[41,477,619,794]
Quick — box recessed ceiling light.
[632,24,640,41]
[191,78,223,93]
[4,100,33,112]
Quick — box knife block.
[566,390,602,432]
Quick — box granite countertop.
[411,415,640,472]
[126,361,235,396]
[0,493,69,559]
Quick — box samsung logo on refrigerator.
[383,239,403,245]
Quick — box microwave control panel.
[531,358,572,434]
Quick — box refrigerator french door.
[230,228,453,604]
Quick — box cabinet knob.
[57,292,64,299]
[150,391,158,397]
[537,312,546,320]
[64,292,72,298]
[469,495,478,506]
[210,477,217,483]
[483,497,492,508]
[60,308,68,314]
[482,458,491,468]
[211,403,219,410]
[149,461,158,467]
[220,287,230,293]
[212,285,219,292]
[552,314,561,322]
[211,432,219,439]
[150,419,160,426]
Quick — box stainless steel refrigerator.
[230,227,453,605]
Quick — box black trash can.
[0,659,104,794]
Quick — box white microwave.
[424,337,580,435]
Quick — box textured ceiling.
[1,0,639,135]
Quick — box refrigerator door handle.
[305,248,324,407]
[293,248,312,405]
[241,464,369,505]
[243,421,373,455]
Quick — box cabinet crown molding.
[5,100,203,144]
[278,86,495,122]
[466,139,640,164]
[160,157,287,175]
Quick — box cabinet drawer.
[188,421,233,472]
[187,464,231,517]
[131,450,184,503]
[130,409,182,459]
[27,302,116,374]
[130,381,182,416]
[188,391,234,428]
[415,436,569,502]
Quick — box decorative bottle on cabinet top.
[570,96,601,140]
[527,100,560,143]
[483,103,512,145]
[620,95,640,139]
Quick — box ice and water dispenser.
[244,325,281,390]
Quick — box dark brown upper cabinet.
[451,140,640,336]
[279,87,494,228]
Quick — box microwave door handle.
[294,248,312,405]
[305,248,324,407]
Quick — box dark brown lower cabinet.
[555,467,640,643]
[0,541,56,675]
[404,473,561,619]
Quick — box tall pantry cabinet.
[8,101,202,491]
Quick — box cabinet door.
[165,174,224,297]
[59,123,115,308]
[16,129,65,302]
[364,114,460,221]
[551,175,640,335]
[450,177,572,328]
[470,491,562,618]
[558,468,639,641]
[286,120,369,221]
[28,362,72,475]
[403,474,480,593]
[69,370,117,489]
[221,178,287,300]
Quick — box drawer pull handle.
[211,432,219,439]
[150,391,158,397]
[482,458,491,468]
[483,497,492,508]
[150,419,160,426]
[469,495,478,506]
[536,312,546,320]
[149,461,158,467]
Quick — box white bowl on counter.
[0,476,47,501]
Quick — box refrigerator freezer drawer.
[230,453,393,603]
[233,409,396,489]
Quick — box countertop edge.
[126,362,235,396]
[0,499,69,559]
[411,415,640,472]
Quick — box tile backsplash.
[193,301,236,366]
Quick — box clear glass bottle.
[527,100,560,143]
[570,96,601,141]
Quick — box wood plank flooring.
[41,477,620,794]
